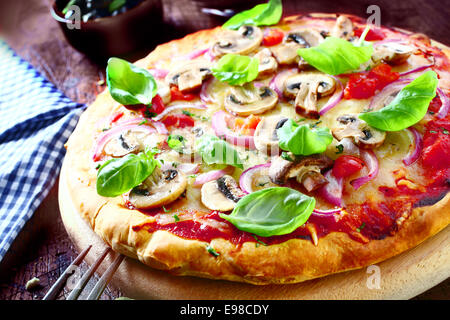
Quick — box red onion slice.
[436,88,450,119]
[239,163,271,194]
[200,77,214,103]
[319,76,344,116]
[193,166,235,187]
[92,124,157,161]
[317,170,344,207]
[152,104,207,122]
[368,78,413,111]
[176,48,210,61]
[116,117,168,135]
[350,150,379,190]
[399,63,434,77]
[402,127,423,166]
[149,69,169,79]
[212,111,256,149]
[373,38,407,46]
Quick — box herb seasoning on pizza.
[64,0,450,284]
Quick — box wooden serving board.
[58,158,449,300]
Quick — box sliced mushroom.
[271,29,324,65]
[165,60,212,93]
[331,15,354,40]
[372,42,414,65]
[212,25,263,56]
[283,72,336,119]
[332,114,386,149]
[269,154,333,192]
[127,167,187,209]
[253,115,288,155]
[201,175,246,211]
[224,83,278,116]
[103,130,145,158]
[254,48,278,78]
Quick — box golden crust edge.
[63,14,450,285]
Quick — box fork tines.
[43,246,124,300]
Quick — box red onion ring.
[193,166,235,187]
[350,149,379,190]
[239,163,271,194]
[152,104,207,121]
[200,77,214,103]
[373,38,407,46]
[399,63,434,77]
[319,76,344,116]
[92,124,157,161]
[149,69,169,79]
[176,48,209,61]
[212,111,256,150]
[368,78,413,111]
[317,170,344,207]
[269,68,297,98]
[402,127,423,166]
[436,88,450,119]
[116,117,168,135]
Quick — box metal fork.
[42,245,124,300]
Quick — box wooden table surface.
[0,0,448,300]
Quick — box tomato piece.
[170,86,197,101]
[422,120,450,170]
[262,28,284,47]
[332,155,365,179]
[233,115,261,135]
[343,63,399,100]
[353,27,386,41]
[162,114,195,128]
[149,94,166,114]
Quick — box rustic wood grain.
[0,0,448,300]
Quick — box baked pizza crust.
[64,13,450,284]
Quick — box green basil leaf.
[96,149,160,197]
[212,54,259,86]
[219,187,315,237]
[359,71,438,131]
[106,57,157,105]
[109,0,126,12]
[277,119,333,155]
[297,37,373,75]
[222,0,282,30]
[196,135,243,169]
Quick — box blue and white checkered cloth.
[0,40,86,261]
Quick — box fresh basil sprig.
[212,54,259,86]
[297,37,373,75]
[359,71,438,131]
[96,148,160,197]
[196,135,243,169]
[219,187,315,237]
[106,57,157,105]
[277,119,333,156]
[222,0,282,30]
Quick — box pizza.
[63,3,450,285]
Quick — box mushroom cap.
[165,59,212,93]
[200,175,245,211]
[283,72,336,119]
[333,114,387,149]
[212,25,263,57]
[372,42,414,65]
[254,48,278,78]
[331,15,354,40]
[224,84,278,116]
[269,154,333,190]
[271,29,324,65]
[253,115,288,155]
[127,168,187,209]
